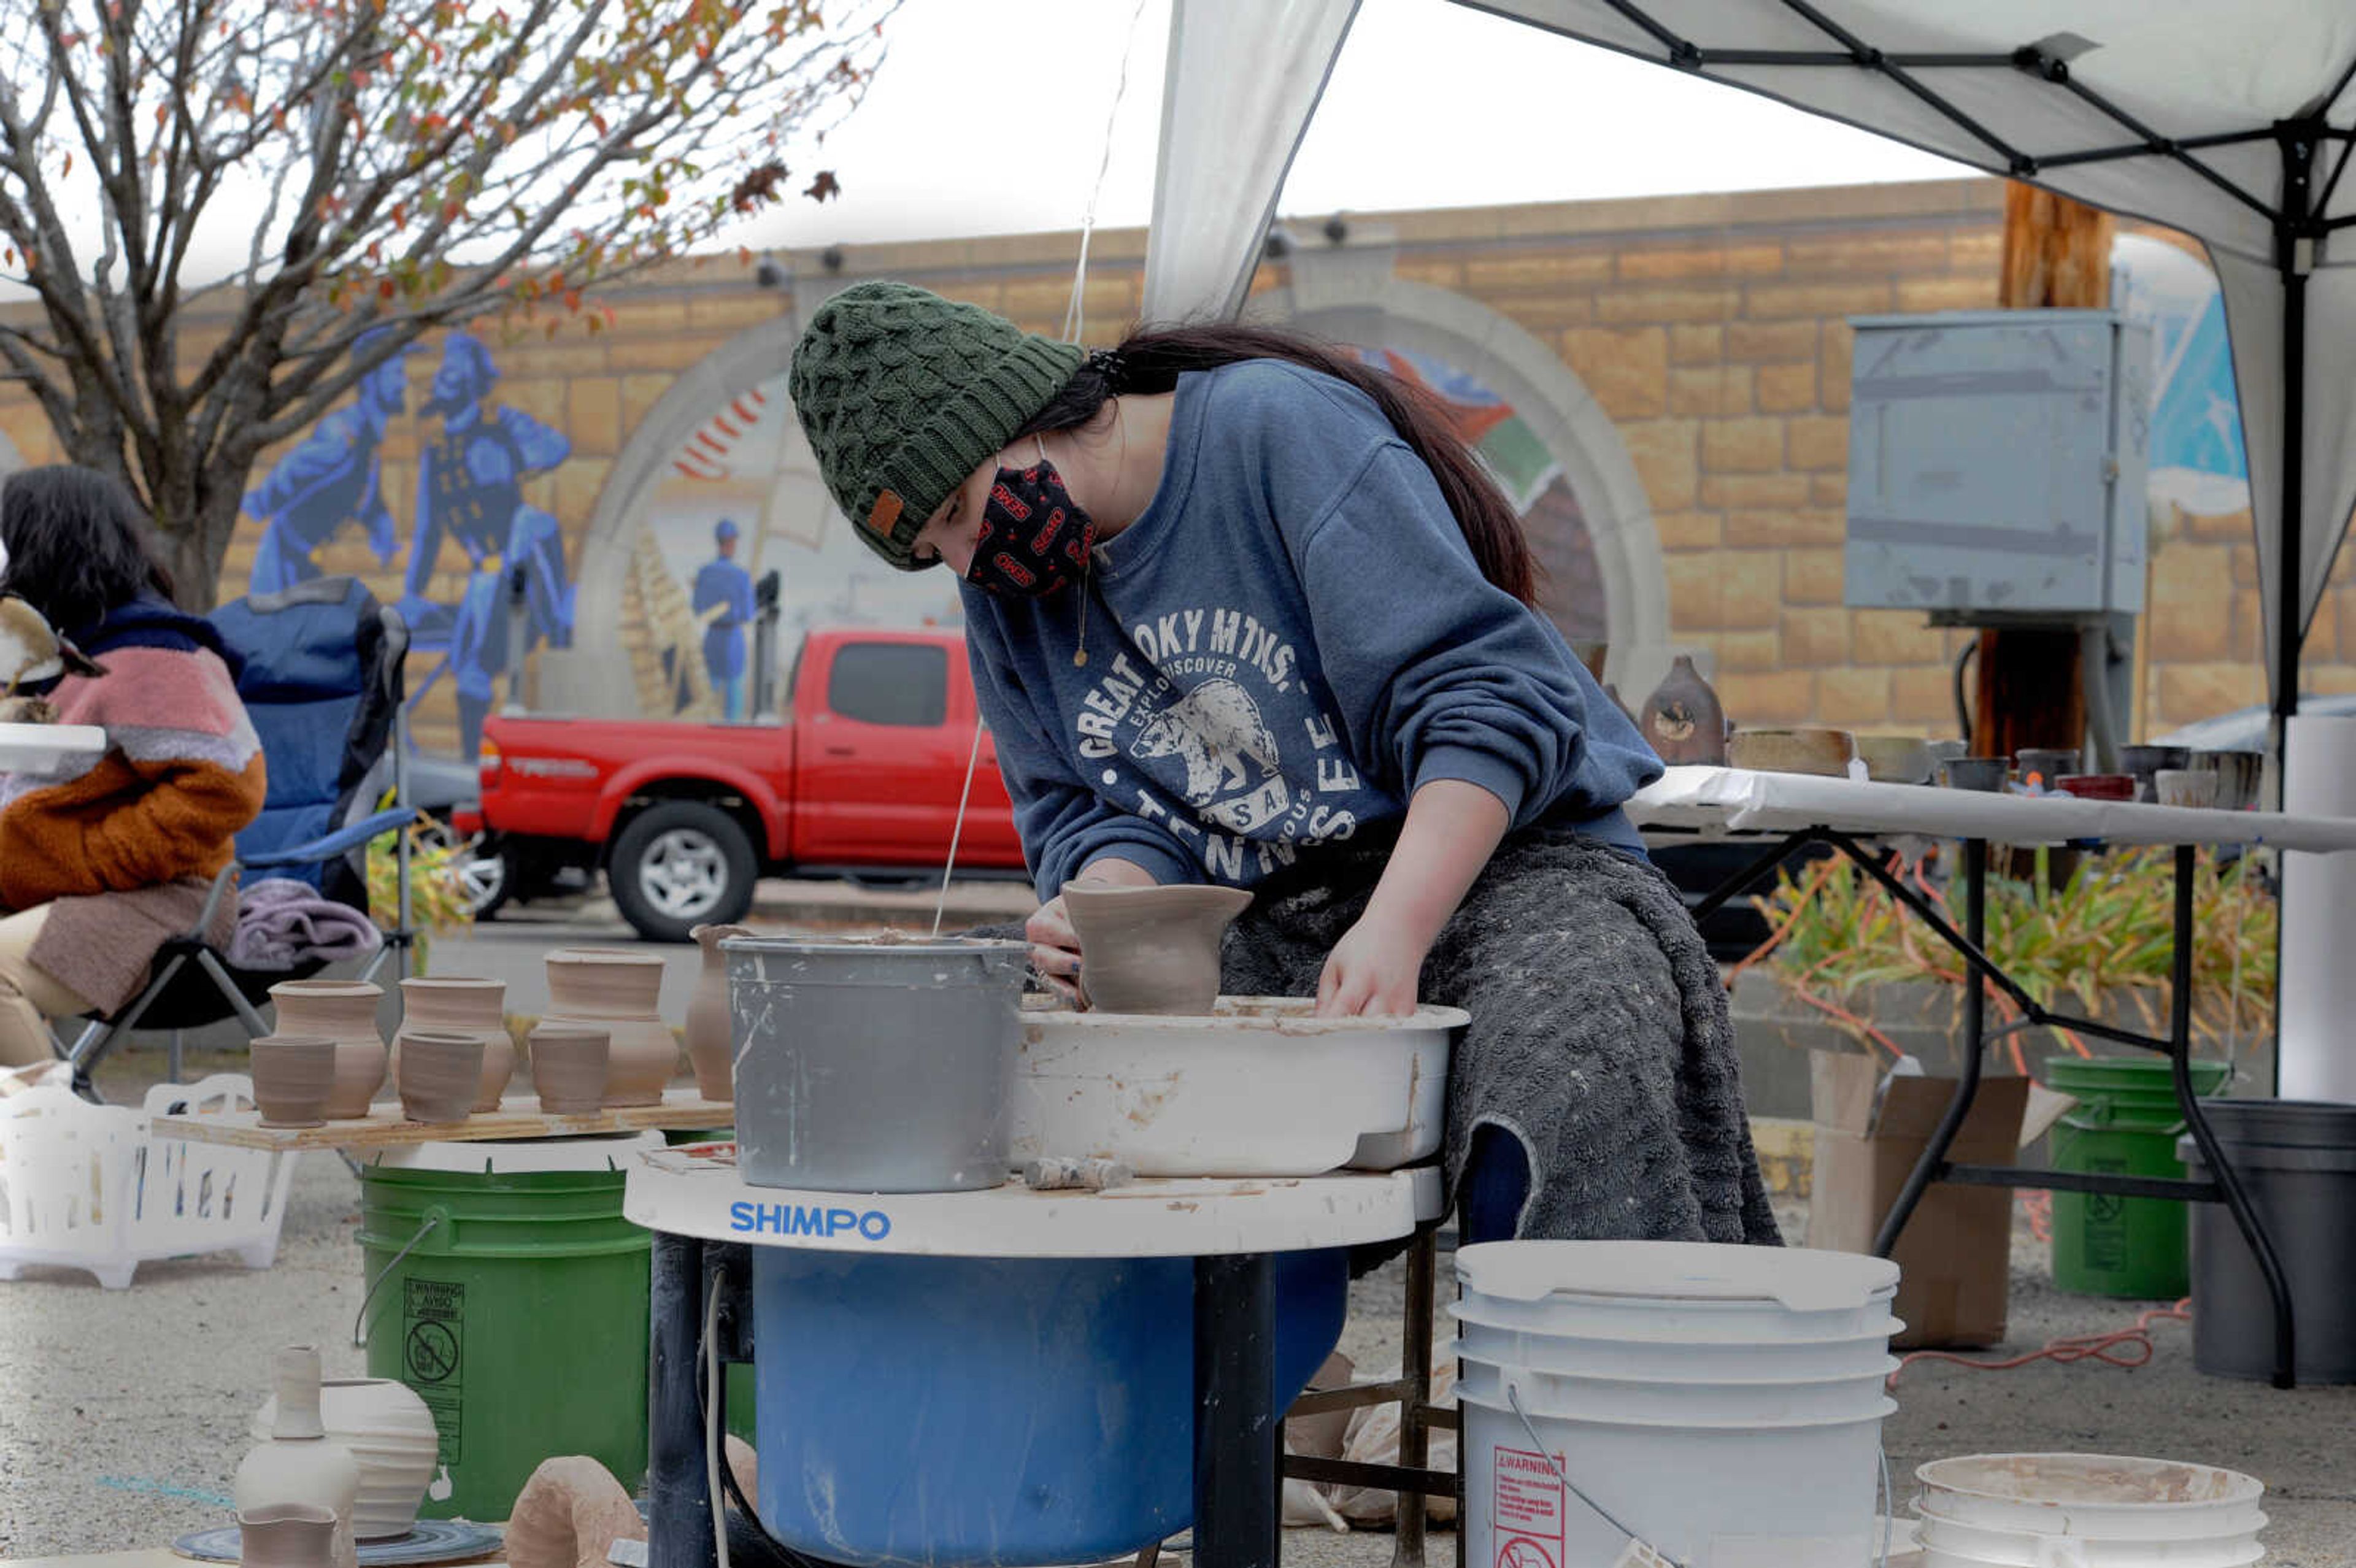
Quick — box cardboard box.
[1807,1051,2072,1349]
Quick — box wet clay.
[268,980,387,1118]
[399,977,512,1112]
[527,1024,610,1115]
[542,948,678,1107]
[505,1456,647,1568]
[1062,882,1252,1015]
[684,924,751,1102]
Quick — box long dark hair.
[0,466,177,632]
[1014,322,1537,604]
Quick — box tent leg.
[2270,128,2316,1092]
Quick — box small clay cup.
[238,1503,339,1568]
[2119,744,2190,802]
[249,1036,338,1128]
[2156,769,2220,809]
[1727,727,1858,778]
[1063,882,1253,1015]
[2057,773,2136,801]
[528,1023,610,1115]
[394,1029,483,1124]
[2014,748,2081,794]
[1939,757,2012,792]
[1855,734,1935,785]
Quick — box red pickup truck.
[471,627,1027,940]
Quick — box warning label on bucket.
[404,1278,464,1464]
[1493,1445,1565,1568]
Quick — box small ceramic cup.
[237,1503,339,1568]
[528,1023,611,1115]
[2014,748,2082,795]
[248,1035,339,1128]
[2155,769,2220,809]
[394,1029,485,1123]
[2057,773,2136,801]
[1939,756,2012,793]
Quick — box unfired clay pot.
[1728,727,1858,778]
[234,1347,360,1568]
[1063,883,1253,1015]
[1639,653,1729,766]
[250,1036,337,1129]
[394,1029,482,1123]
[399,975,512,1112]
[238,1504,339,1568]
[249,1378,439,1540]
[268,980,387,1118]
[528,1023,611,1115]
[685,924,749,1102]
[542,948,677,1107]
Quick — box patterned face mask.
[966,443,1095,599]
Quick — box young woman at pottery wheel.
[790,283,1776,1246]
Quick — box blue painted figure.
[693,518,756,721]
[407,334,574,758]
[242,329,415,593]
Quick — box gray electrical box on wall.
[1844,309,2152,617]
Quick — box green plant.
[368,817,477,975]
[1741,847,2275,1066]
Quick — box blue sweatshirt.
[963,359,1662,895]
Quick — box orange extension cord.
[1885,1191,2193,1391]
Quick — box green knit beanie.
[790,282,1085,572]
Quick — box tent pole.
[2271,126,2317,1091]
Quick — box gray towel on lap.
[1222,831,1780,1245]
[230,876,385,970]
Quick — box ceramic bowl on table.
[1855,734,1936,785]
[2014,748,2082,794]
[2057,774,2136,801]
[2156,769,2220,809]
[2190,749,2264,811]
[1728,728,1858,778]
[2119,744,2191,802]
[1939,757,2012,792]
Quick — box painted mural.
[241,332,576,758]
[617,373,963,724]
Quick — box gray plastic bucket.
[726,936,1028,1193]
[2177,1100,2356,1383]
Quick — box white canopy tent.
[1144,1,2356,763]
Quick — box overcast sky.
[745,0,1971,253]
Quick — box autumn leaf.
[803,169,839,202]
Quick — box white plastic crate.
[0,1073,300,1289]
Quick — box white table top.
[1627,766,2356,853]
[0,721,105,774]
[623,1142,1442,1258]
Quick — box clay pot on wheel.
[685,924,751,1102]
[249,1036,337,1129]
[398,976,512,1112]
[395,1029,483,1124]
[238,1504,339,1568]
[528,1024,610,1115]
[248,1378,440,1541]
[543,948,677,1106]
[1063,883,1252,1015]
[268,980,387,1118]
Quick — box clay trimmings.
[504,1457,645,1568]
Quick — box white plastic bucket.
[1456,1241,1901,1567]
[1915,1455,2267,1567]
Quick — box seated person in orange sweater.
[0,467,266,1067]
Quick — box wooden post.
[1971,185,2115,765]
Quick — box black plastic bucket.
[2177,1100,2356,1383]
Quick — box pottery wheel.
[174,1518,504,1565]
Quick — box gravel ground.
[6,1057,2350,1565]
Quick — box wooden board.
[148,1088,735,1151]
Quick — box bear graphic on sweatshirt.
[1128,678,1280,808]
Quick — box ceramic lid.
[1456,1240,1899,1314]
[366,1131,665,1174]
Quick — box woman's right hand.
[1029,856,1160,1005]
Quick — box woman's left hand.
[1316,911,1430,1018]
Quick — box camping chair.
[56,576,418,1101]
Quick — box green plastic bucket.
[2044,1057,2231,1299]
[356,1134,659,1521]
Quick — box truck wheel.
[609,801,756,942]
[453,832,512,920]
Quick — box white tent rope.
[1063,0,1155,345]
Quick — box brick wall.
[0,178,2330,756]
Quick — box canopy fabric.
[1147,0,2356,715]
[1141,0,1362,324]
